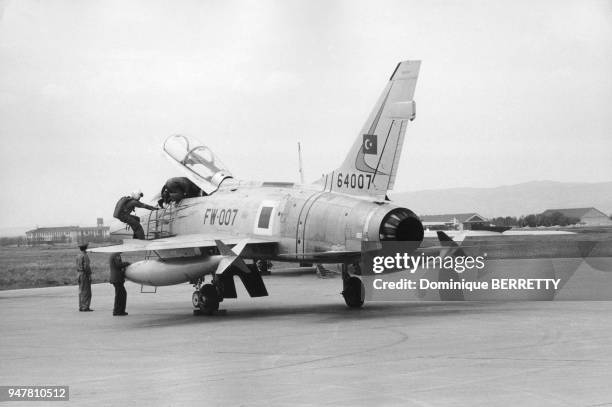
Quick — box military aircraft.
[91,60,425,313]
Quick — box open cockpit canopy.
[163,135,235,194]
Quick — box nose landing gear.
[192,277,222,315]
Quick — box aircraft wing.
[89,234,276,254]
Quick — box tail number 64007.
[337,173,372,190]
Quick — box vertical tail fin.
[320,60,420,199]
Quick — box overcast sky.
[0,0,611,229]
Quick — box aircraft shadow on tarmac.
[131,301,517,329]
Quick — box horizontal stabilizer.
[436,231,466,258]
[423,230,576,239]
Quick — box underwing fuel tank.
[125,256,222,286]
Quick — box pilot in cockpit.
[158,177,204,207]
[163,135,234,199]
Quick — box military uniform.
[115,196,156,239]
[109,253,130,316]
[76,246,93,311]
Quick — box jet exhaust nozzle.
[378,208,424,253]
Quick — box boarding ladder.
[145,205,176,240]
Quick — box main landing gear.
[192,277,223,315]
[341,264,364,308]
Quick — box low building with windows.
[420,213,489,231]
[26,218,110,245]
[541,207,612,227]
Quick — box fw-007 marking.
[203,208,239,225]
[336,172,373,190]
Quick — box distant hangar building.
[541,207,612,227]
[420,213,489,231]
[26,218,110,245]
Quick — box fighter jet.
[91,60,424,313]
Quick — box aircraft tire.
[342,277,364,308]
[199,284,219,315]
[192,291,201,308]
[255,260,271,276]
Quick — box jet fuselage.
[125,182,423,264]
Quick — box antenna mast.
[297,142,305,184]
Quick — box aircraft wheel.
[192,291,202,308]
[199,284,219,315]
[255,259,271,276]
[342,277,364,308]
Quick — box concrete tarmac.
[2,271,612,406]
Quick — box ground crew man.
[76,242,93,312]
[113,190,157,239]
[109,253,130,316]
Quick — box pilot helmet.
[131,189,144,200]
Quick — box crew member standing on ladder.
[113,189,157,239]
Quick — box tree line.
[1,235,116,247]
[0,236,26,246]
[490,211,581,228]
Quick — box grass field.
[0,245,142,290]
[1,227,611,290]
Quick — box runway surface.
[2,270,612,406]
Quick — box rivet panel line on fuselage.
[295,190,327,255]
